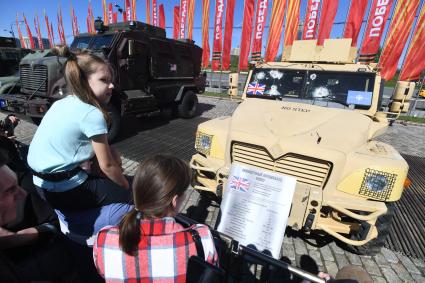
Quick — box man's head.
[0,160,26,226]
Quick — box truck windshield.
[70,34,114,50]
[89,35,114,50]
[247,68,376,110]
[70,36,91,49]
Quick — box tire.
[345,202,395,255]
[0,82,20,94]
[31,117,42,125]
[178,91,198,118]
[107,104,121,143]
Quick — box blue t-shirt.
[27,95,108,191]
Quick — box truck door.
[117,39,149,90]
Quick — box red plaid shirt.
[93,217,219,282]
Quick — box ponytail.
[118,209,142,256]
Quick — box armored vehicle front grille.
[20,64,47,93]
[231,142,332,188]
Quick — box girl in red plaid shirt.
[93,155,218,282]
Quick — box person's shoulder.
[96,225,120,243]
[98,225,119,235]
[192,224,213,237]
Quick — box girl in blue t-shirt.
[27,46,132,211]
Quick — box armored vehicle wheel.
[178,91,198,118]
[107,105,121,143]
[0,82,21,94]
[345,203,395,255]
[31,117,42,125]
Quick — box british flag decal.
[247,82,266,95]
[229,176,250,192]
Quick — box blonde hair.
[52,45,111,124]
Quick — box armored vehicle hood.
[230,98,378,154]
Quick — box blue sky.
[0,0,423,61]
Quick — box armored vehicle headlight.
[195,131,213,156]
[358,169,397,201]
[365,174,388,192]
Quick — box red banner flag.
[57,5,66,45]
[71,6,79,37]
[359,0,393,63]
[23,13,35,49]
[238,0,255,71]
[179,0,188,38]
[302,0,321,40]
[222,0,236,70]
[202,0,210,68]
[152,0,158,26]
[16,14,26,48]
[132,0,137,20]
[379,0,421,81]
[34,14,44,50]
[124,0,130,22]
[113,12,118,23]
[187,0,196,39]
[146,0,151,24]
[88,0,95,34]
[173,6,180,39]
[159,4,165,28]
[102,0,108,25]
[265,0,286,61]
[251,0,269,61]
[87,16,92,33]
[284,0,301,47]
[44,11,53,48]
[108,3,114,24]
[212,0,225,70]
[50,22,55,45]
[317,0,338,46]
[400,4,425,81]
[343,0,368,46]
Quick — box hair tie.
[66,52,77,62]
[135,208,143,221]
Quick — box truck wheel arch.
[0,82,21,95]
[177,90,198,118]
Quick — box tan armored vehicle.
[191,39,413,255]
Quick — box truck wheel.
[178,91,198,118]
[107,105,121,143]
[0,82,20,94]
[31,117,42,125]
[345,203,395,255]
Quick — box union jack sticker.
[247,82,266,95]
[229,176,250,193]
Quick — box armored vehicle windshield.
[247,68,376,110]
[70,34,114,50]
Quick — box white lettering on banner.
[214,0,224,40]
[305,0,320,39]
[369,0,390,37]
[153,6,157,26]
[109,10,113,23]
[180,0,187,39]
[126,8,131,21]
[255,0,268,39]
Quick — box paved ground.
[2,95,425,282]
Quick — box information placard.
[217,163,296,258]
